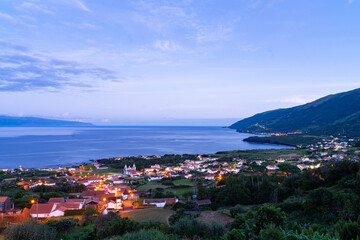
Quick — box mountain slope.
[229,88,360,137]
[0,116,93,127]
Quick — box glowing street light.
[31,199,38,221]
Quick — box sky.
[0,0,359,126]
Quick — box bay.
[0,126,291,168]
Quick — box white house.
[30,203,56,218]
[143,199,166,208]
[297,164,309,170]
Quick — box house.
[193,199,211,209]
[147,176,163,181]
[0,197,12,211]
[126,170,142,178]
[143,199,166,208]
[106,197,123,210]
[297,164,309,170]
[48,202,83,217]
[204,174,215,180]
[48,198,65,204]
[207,168,219,174]
[66,199,86,208]
[29,203,56,218]
[266,165,279,171]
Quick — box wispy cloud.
[0,41,119,92]
[0,11,36,28]
[263,95,319,105]
[75,0,91,12]
[154,40,182,52]
[195,24,233,43]
[348,0,356,4]
[16,2,54,15]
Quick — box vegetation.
[5,157,360,239]
[243,135,322,147]
[229,88,360,137]
[120,208,174,224]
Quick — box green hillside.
[229,88,360,137]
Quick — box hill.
[229,88,360,137]
[0,116,93,127]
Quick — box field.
[215,148,308,160]
[199,210,233,226]
[135,179,195,199]
[120,208,175,224]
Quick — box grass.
[121,208,174,224]
[199,210,233,226]
[136,180,166,191]
[215,148,308,160]
[172,179,194,186]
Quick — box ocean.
[0,126,291,168]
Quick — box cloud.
[154,40,182,52]
[348,0,356,3]
[240,44,260,52]
[75,0,91,12]
[17,2,54,15]
[0,11,36,28]
[83,23,98,29]
[0,12,14,21]
[195,24,233,43]
[263,96,319,104]
[0,41,119,92]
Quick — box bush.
[230,205,245,217]
[110,229,178,240]
[223,229,246,240]
[254,205,286,233]
[6,220,57,240]
[172,217,225,239]
[47,218,77,233]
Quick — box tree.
[223,229,246,240]
[303,188,333,214]
[254,205,286,233]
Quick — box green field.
[121,208,174,224]
[172,179,193,186]
[136,180,166,191]
[215,148,308,160]
[135,179,194,199]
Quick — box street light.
[31,199,38,221]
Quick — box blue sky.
[0,0,359,125]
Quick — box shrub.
[110,229,178,240]
[6,220,57,240]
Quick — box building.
[123,164,136,175]
[29,203,56,218]
[0,197,12,211]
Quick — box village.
[0,136,358,227]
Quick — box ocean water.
[0,126,291,168]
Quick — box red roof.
[0,197,9,203]
[66,199,85,203]
[29,203,54,215]
[55,203,82,210]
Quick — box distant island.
[0,115,93,127]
